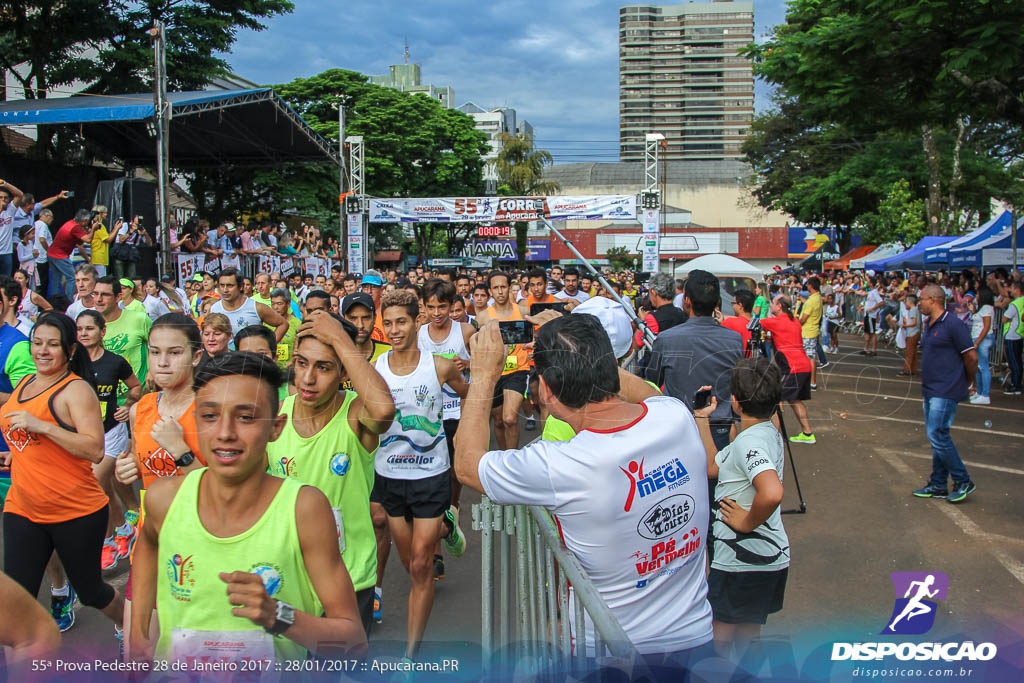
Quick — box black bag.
[111,236,141,263]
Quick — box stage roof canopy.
[0,88,340,168]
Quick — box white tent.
[677,254,763,278]
[850,243,902,270]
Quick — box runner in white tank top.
[369,290,470,661]
[210,296,260,334]
[17,289,38,328]
[211,269,288,341]
[417,315,472,420]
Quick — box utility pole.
[150,21,171,276]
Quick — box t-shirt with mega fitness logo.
[477,395,712,655]
[711,421,790,573]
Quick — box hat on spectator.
[572,296,632,359]
[224,222,236,232]
[119,278,135,290]
[360,269,384,287]
[191,274,204,282]
[341,292,375,315]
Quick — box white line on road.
[876,450,1024,586]
[824,372,916,383]
[890,449,1024,476]
[839,412,1024,439]
[836,391,1024,415]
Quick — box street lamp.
[669,257,677,277]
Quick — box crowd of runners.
[1,185,1022,676]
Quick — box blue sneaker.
[51,586,76,632]
[373,587,382,624]
[912,485,948,499]
[947,481,976,504]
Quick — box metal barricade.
[472,496,640,676]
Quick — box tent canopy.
[923,211,1012,266]
[678,254,763,278]
[867,236,957,271]
[0,89,340,167]
[850,243,902,270]
[948,218,1023,268]
[825,244,876,270]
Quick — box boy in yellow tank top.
[127,352,367,665]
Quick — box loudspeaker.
[94,178,158,278]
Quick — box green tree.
[495,132,559,268]
[0,0,293,160]
[270,69,490,260]
[606,246,639,272]
[747,0,1024,234]
[856,179,927,246]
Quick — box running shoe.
[968,394,991,405]
[1004,388,1022,395]
[373,588,382,624]
[113,524,137,560]
[947,481,976,504]
[819,360,829,369]
[101,539,119,571]
[115,626,124,662]
[442,505,466,557]
[912,485,948,499]
[810,383,817,391]
[51,586,76,632]
[124,509,140,526]
[525,417,537,431]
[433,554,446,581]
[858,350,868,355]
[789,433,816,444]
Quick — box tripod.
[745,329,808,515]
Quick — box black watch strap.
[174,450,195,468]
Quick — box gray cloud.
[226,0,787,161]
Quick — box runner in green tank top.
[266,311,395,636]
[128,352,367,665]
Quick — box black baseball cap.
[341,292,375,315]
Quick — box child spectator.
[693,356,790,659]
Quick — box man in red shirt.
[761,294,815,444]
[47,209,93,298]
[721,289,755,355]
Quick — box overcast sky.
[226,0,788,163]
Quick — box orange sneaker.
[101,540,119,571]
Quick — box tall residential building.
[456,102,533,182]
[370,53,455,109]
[619,2,754,161]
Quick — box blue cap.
[361,274,383,287]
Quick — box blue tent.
[923,211,1013,267]
[948,218,1024,268]
[0,89,340,167]
[866,236,957,271]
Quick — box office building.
[619,2,754,161]
[370,46,455,109]
[456,103,533,182]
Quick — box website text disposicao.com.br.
[851,665,978,678]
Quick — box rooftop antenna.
[404,38,410,65]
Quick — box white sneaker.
[968,394,990,405]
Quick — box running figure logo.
[881,571,949,635]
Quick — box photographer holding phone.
[114,216,152,279]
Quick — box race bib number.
[276,343,290,362]
[504,355,518,372]
[99,403,107,420]
[332,507,346,554]
[170,628,276,682]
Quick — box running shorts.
[802,337,816,359]
[103,422,130,458]
[370,470,450,520]
[493,370,529,408]
[707,567,788,625]
[781,372,812,402]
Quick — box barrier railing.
[472,496,640,676]
[173,252,341,285]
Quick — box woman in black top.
[75,310,143,571]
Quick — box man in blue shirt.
[912,285,978,503]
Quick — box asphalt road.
[6,333,1024,678]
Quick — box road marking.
[838,412,1024,439]
[890,449,1024,476]
[824,373,916,383]
[836,391,1024,414]
[877,450,1024,586]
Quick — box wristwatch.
[266,600,296,636]
[173,450,195,468]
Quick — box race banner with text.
[176,254,204,283]
[368,195,637,223]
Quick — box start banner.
[368,195,636,223]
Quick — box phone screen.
[693,388,712,411]
[530,302,568,316]
[499,320,533,345]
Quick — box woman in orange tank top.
[113,312,204,651]
[0,312,126,633]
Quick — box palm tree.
[495,132,560,268]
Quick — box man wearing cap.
[341,293,391,380]
[360,270,388,343]
[188,273,205,316]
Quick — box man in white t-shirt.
[33,210,54,295]
[553,267,590,304]
[455,314,713,659]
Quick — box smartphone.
[693,388,712,411]
[530,302,568,316]
[499,320,533,345]
[65,190,75,198]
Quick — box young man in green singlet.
[128,352,368,665]
[266,310,396,636]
